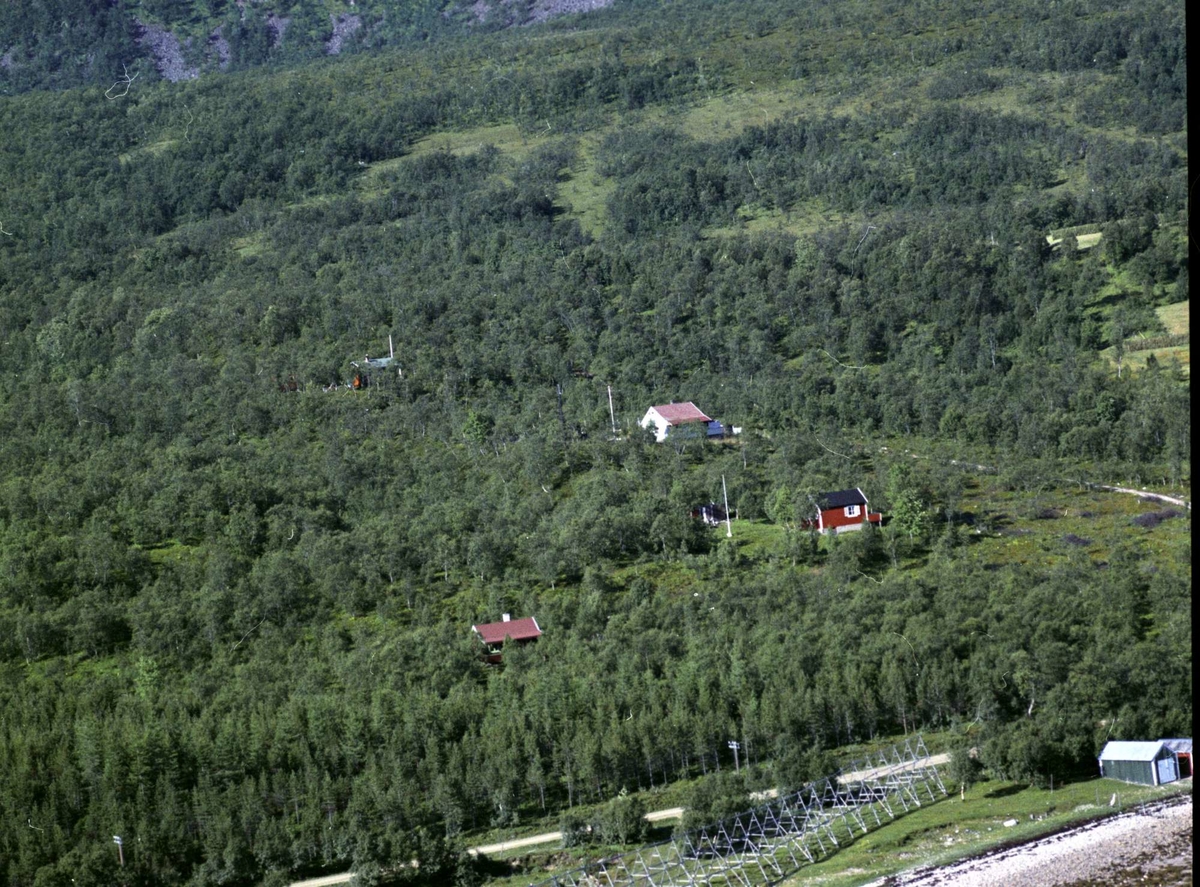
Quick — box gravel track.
[878,796,1192,887]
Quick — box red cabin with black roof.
[802,488,883,534]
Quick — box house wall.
[821,506,868,532]
[1156,755,1179,784]
[1101,758,1157,784]
[639,410,670,442]
[1101,748,1178,785]
[640,409,719,443]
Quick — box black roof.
[817,488,868,509]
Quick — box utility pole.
[728,740,741,772]
[722,475,733,537]
[113,835,124,867]
[607,384,617,436]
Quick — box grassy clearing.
[611,558,701,595]
[780,778,1191,887]
[555,130,615,237]
[117,139,180,165]
[627,462,1192,585]
[140,538,201,567]
[361,117,617,234]
[342,45,1147,243]
[561,80,878,239]
[1099,300,1190,376]
[353,123,553,199]
[1157,300,1189,336]
[1111,343,1191,376]
[951,473,1190,570]
[232,232,266,257]
[407,122,544,159]
[703,202,856,240]
[972,71,1151,145]
[726,517,786,560]
[1047,231,1103,249]
[674,87,825,140]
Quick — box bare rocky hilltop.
[136,0,616,82]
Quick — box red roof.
[472,616,542,645]
[649,402,712,425]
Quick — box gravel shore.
[883,797,1192,887]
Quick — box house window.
[845,505,860,518]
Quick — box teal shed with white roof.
[1098,740,1179,786]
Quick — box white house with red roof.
[471,614,542,663]
[640,402,726,442]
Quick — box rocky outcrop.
[208,26,231,70]
[135,19,199,82]
[122,0,613,82]
[525,0,615,25]
[464,0,614,27]
[266,14,291,48]
[325,14,362,55]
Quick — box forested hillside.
[0,0,1188,884]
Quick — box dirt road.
[839,753,951,785]
[290,804,690,885]
[469,830,566,856]
[1089,483,1190,509]
[289,874,355,887]
[468,805,687,856]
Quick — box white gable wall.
[639,408,671,442]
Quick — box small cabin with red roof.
[640,402,725,443]
[801,488,883,534]
[471,614,542,663]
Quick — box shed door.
[1156,756,1178,785]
